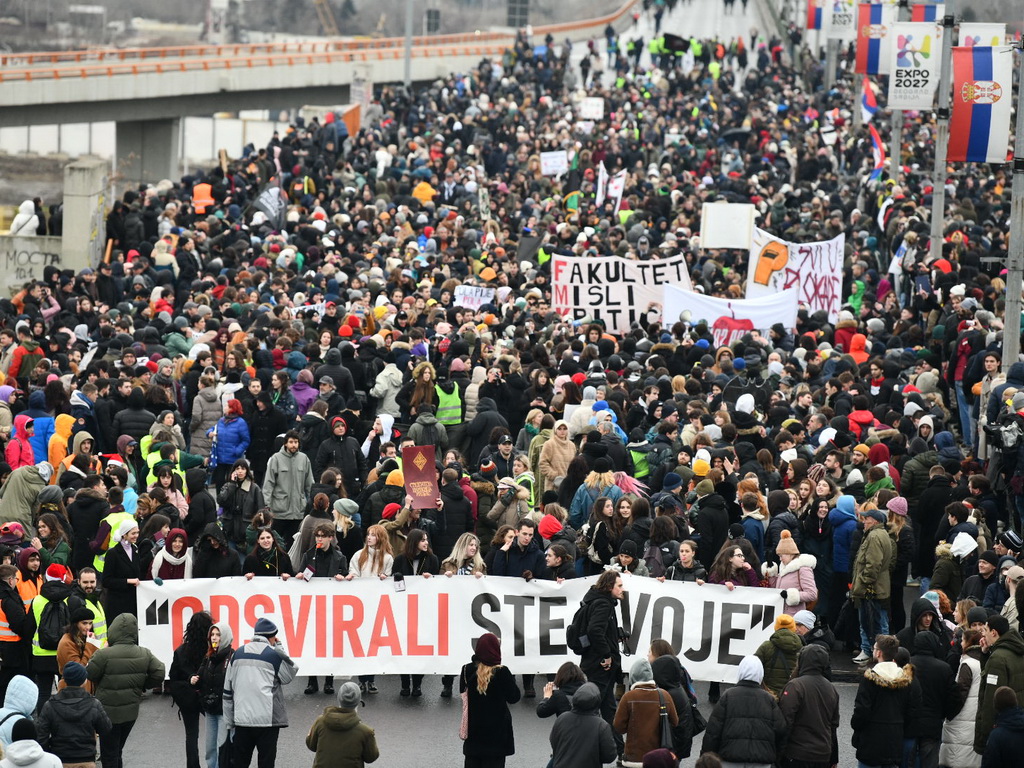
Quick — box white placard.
[700,203,756,250]
[453,285,496,310]
[579,97,605,120]
[540,150,569,176]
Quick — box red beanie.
[382,503,402,520]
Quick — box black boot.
[304,678,318,695]
[323,677,334,696]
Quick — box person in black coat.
[435,470,473,560]
[702,654,787,764]
[168,612,213,768]
[68,483,108,574]
[694,480,730,570]
[196,621,233,768]
[909,630,958,767]
[183,469,217,545]
[778,644,840,767]
[298,522,349,695]
[111,388,157,444]
[651,654,695,759]
[851,634,919,768]
[0,564,29,698]
[535,661,585,719]
[465,398,508,469]
[245,392,288,483]
[313,416,365,498]
[36,660,112,765]
[578,570,624,748]
[102,520,142,622]
[192,524,242,579]
[984,687,1024,768]
[461,632,520,766]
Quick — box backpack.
[565,600,593,655]
[38,600,70,651]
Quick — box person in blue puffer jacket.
[209,399,251,486]
[827,494,859,627]
[22,390,55,464]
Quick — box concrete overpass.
[0,2,638,183]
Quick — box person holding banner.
[298,523,350,696]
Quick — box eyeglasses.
[314,533,333,539]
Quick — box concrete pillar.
[62,157,109,273]
[116,118,180,188]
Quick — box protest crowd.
[1,0,1022,765]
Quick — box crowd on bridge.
[0,0,1022,765]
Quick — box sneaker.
[411,687,422,697]
[366,683,379,694]
[853,651,871,664]
[440,685,453,698]
[400,687,411,697]
[304,682,318,695]
[358,682,367,693]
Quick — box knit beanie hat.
[775,530,799,556]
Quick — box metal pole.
[825,38,838,89]
[1002,42,1024,369]
[403,0,413,90]
[928,5,954,265]
[888,0,908,184]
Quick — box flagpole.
[1002,41,1024,369]
[888,0,908,184]
[928,3,955,265]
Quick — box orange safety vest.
[16,574,40,611]
[0,602,20,641]
[193,183,215,214]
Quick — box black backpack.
[565,601,593,654]
[38,600,69,651]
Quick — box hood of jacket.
[651,655,684,690]
[40,579,73,603]
[415,412,439,427]
[1006,362,1024,386]
[863,661,914,688]
[570,682,603,713]
[770,627,803,654]
[186,467,208,496]
[993,628,1024,656]
[198,386,219,405]
[995,706,1024,732]
[2,675,36,716]
[320,706,363,731]
[108,613,139,646]
[831,494,857,521]
[779,553,817,577]
[27,390,46,412]
[2,738,48,765]
[440,481,465,502]
[912,628,945,658]
[796,643,831,676]
[213,620,233,652]
[12,414,33,443]
[325,348,342,366]
[53,413,75,441]
[200,522,228,549]
[72,430,94,454]
[477,397,497,413]
[909,597,941,630]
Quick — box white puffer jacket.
[939,649,982,768]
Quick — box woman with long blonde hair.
[442,533,485,577]
[460,633,520,767]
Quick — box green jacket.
[162,330,193,357]
[901,450,938,510]
[851,524,893,601]
[754,628,803,697]
[0,464,47,529]
[306,707,380,768]
[87,614,166,723]
[975,629,1024,752]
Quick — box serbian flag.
[861,76,879,122]
[911,3,943,22]
[856,4,893,74]
[869,123,886,181]
[949,46,1013,163]
[807,0,823,30]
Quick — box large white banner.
[744,229,845,323]
[663,285,800,346]
[887,22,943,109]
[137,576,782,681]
[552,253,694,334]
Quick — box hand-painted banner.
[825,0,857,41]
[856,4,896,74]
[663,285,800,346]
[137,576,782,680]
[958,23,1005,47]
[744,229,845,323]
[453,285,495,310]
[949,46,1013,164]
[552,253,693,334]
[887,22,943,109]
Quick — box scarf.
[864,475,896,498]
[152,546,193,579]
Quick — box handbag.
[656,689,673,751]
[459,666,470,740]
[689,702,707,735]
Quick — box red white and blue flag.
[910,3,942,22]
[807,0,823,30]
[856,4,894,74]
[868,123,886,181]
[861,76,879,122]
[949,45,1013,163]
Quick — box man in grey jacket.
[548,682,617,768]
[223,618,299,768]
[262,430,314,546]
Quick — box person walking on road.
[460,632,520,768]
[305,681,380,768]
[223,618,299,768]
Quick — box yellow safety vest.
[82,596,107,645]
[435,385,463,426]
[30,595,61,657]
[93,511,137,573]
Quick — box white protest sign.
[745,227,795,299]
[579,96,605,120]
[887,22,943,109]
[700,203,756,250]
[137,576,782,680]
[664,285,800,346]
[540,150,569,176]
[552,253,693,334]
[453,285,496,310]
